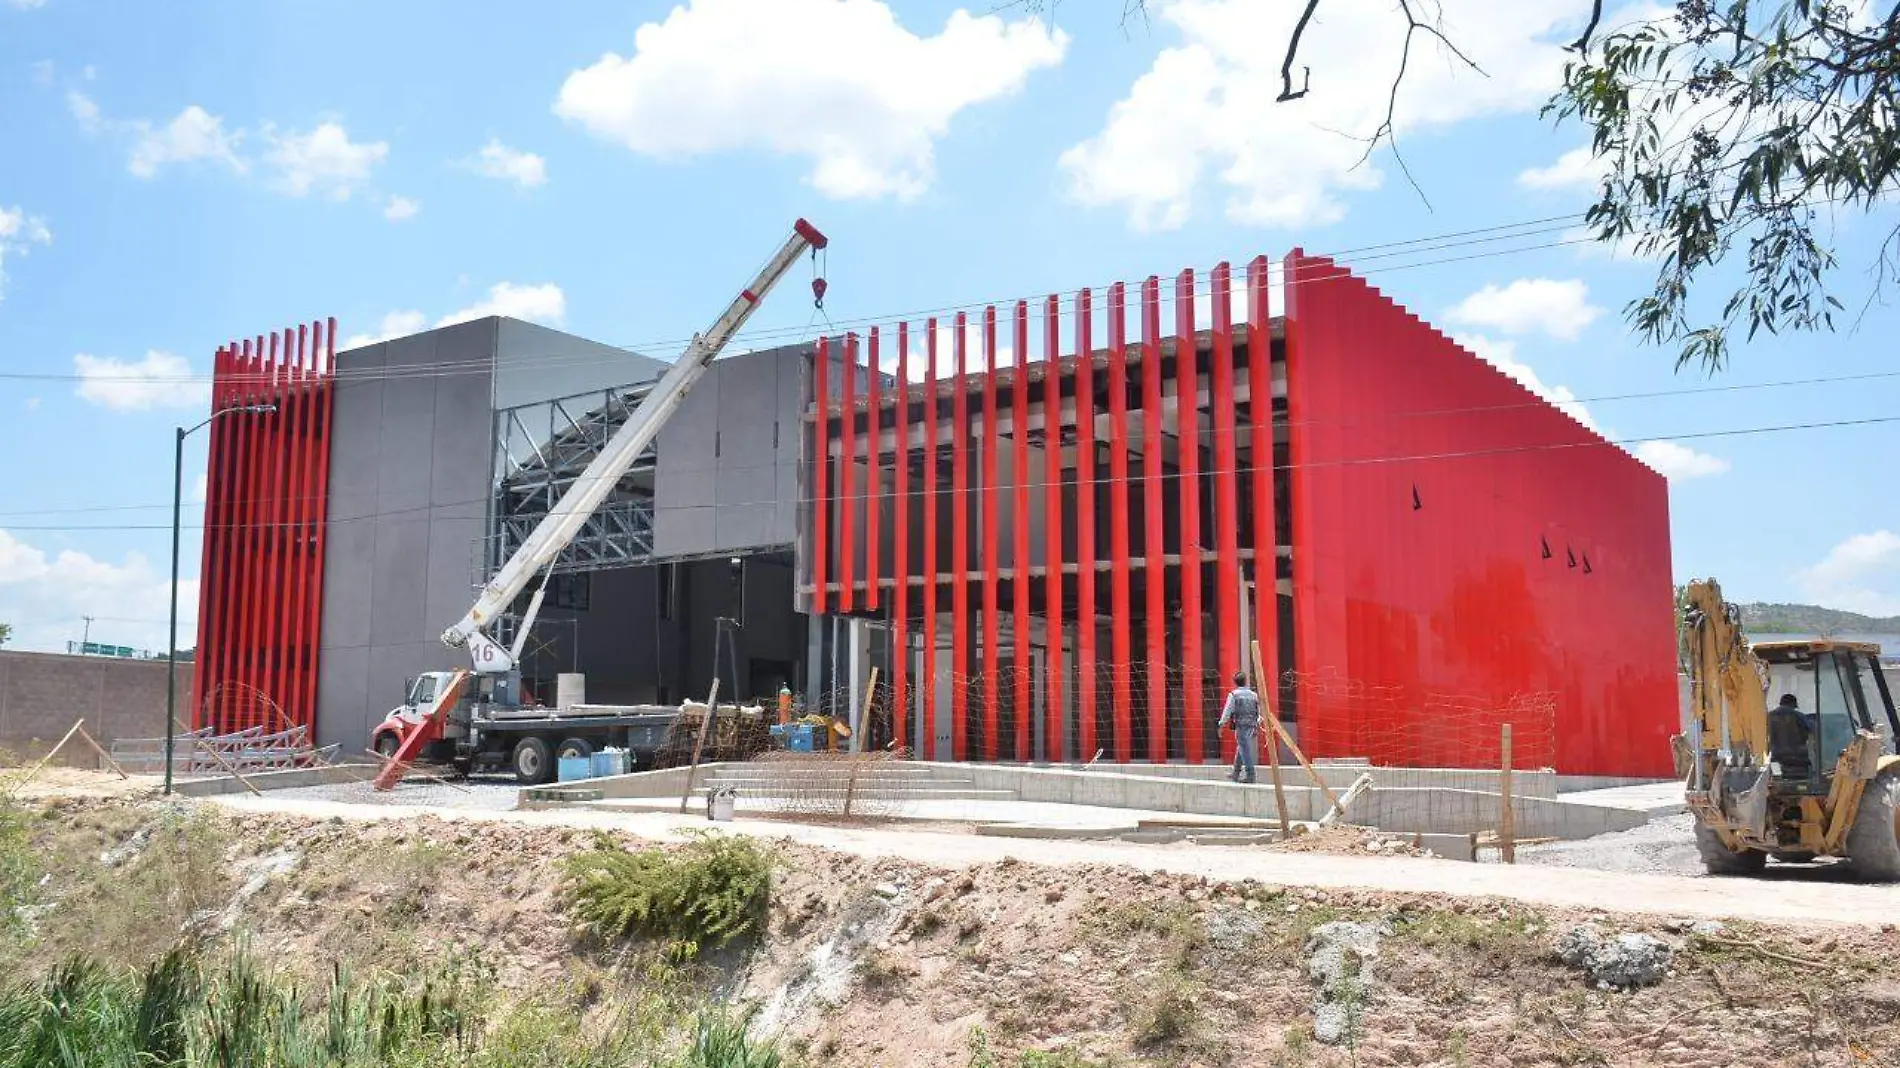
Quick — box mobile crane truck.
[371,219,829,789]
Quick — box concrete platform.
[1555,781,1687,817]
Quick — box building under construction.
[190,251,1677,779]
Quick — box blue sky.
[0,0,1896,654]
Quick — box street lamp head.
[239,403,278,415]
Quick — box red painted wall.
[192,320,335,736]
[1283,254,1676,777]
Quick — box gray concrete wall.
[493,319,664,411]
[654,344,806,557]
[319,320,498,752]
[0,651,193,763]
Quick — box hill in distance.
[1739,602,1900,635]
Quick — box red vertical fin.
[1043,295,1065,763]
[190,345,228,725]
[1211,263,1241,765]
[1141,277,1167,763]
[1073,288,1097,763]
[1107,284,1133,762]
[1176,269,1204,765]
[922,321,940,758]
[981,306,1001,761]
[812,338,830,616]
[1012,301,1031,761]
[865,329,881,612]
[839,334,858,614]
[1247,257,1278,747]
[306,319,335,727]
[892,323,911,753]
[951,314,970,761]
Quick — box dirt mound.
[7,795,1900,1067]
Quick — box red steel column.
[284,326,310,730]
[1248,258,1279,718]
[305,319,336,726]
[214,339,249,730]
[1107,284,1133,762]
[233,338,262,730]
[190,344,229,722]
[1141,277,1167,762]
[266,331,291,721]
[865,329,881,612]
[922,322,940,758]
[1176,270,1204,765]
[839,334,858,614]
[951,314,970,761]
[1011,302,1031,761]
[981,307,1001,760]
[1211,263,1242,765]
[892,324,911,753]
[1043,296,1065,763]
[811,339,830,616]
[1074,289,1097,763]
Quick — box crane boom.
[443,218,828,670]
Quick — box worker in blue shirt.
[1218,672,1263,784]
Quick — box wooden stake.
[74,724,129,779]
[844,667,879,818]
[188,733,264,797]
[1250,640,1292,837]
[10,719,87,795]
[680,678,721,815]
[1499,722,1516,865]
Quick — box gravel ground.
[1518,812,1706,876]
[265,775,524,811]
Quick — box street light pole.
[166,403,275,795]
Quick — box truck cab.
[371,670,472,762]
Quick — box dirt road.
[212,791,1900,929]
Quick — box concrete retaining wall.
[966,760,1560,799]
[170,763,366,797]
[0,650,191,765]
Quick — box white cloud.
[193,472,207,503]
[1446,278,1601,341]
[1062,0,1581,230]
[0,529,195,655]
[1633,439,1729,480]
[554,0,1067,200]
[383,195,420,221]
[8,0,48,10]
[1518,145,1603,190]
[66,88,101,132]
[341,310,428,351]
[1798,531,1900,616]
[72,350,209,411]
[469,139,547,188]
[0,204,51,302]
[437,282,565,328]
[342,284,566,349]
[1454,333,1602,434]
[263,121,388,199]
[127,105,246,179]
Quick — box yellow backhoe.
[1676,579,1900,878]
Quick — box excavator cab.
[1754,642,1900,794]
[1676,579,1900,880]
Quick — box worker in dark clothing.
[1218,672,1263,784]
[1768,693,1816,779]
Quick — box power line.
[4,409,1896,532]
[0,363,1894,521]
[0,211,1608,389]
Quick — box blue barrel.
[557,755,594,782]
[593,749,628,777]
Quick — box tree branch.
[1279,0,1322,101]
[1569,0,1605,53]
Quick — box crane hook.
[812,276,829,309]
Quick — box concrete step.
[701,786,1020,801]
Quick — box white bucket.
[707,786,737,822]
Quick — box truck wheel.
[556,737,593,762]
[374,733,400,760]
[1845,768,1900,882]
[1694,822,1766,876]
[512,737,554,785]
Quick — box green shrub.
[0,797,34,941]
[678,1009,782,1068]
[562,832,773,956]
